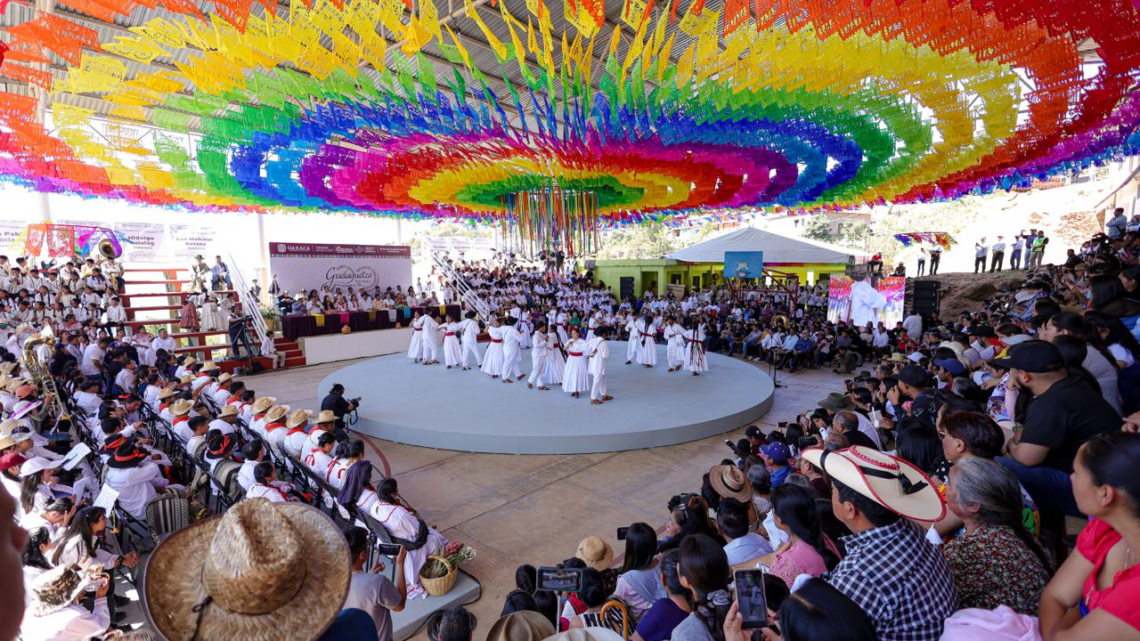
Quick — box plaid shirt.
[827,519,957,641]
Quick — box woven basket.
[420,555,457,597]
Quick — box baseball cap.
[933,359,967,377]
[897,365,929,388]
[990,340,1064,373]
[761,442,791,461]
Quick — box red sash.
[159,402,170,413]
[265,421,287,433]
[172,415,189,427]
[255,483,290,501]
[445,332,455,336]
[413,328,422,331]
[568,352,583,357]
[286,426,307,437]
[226,397,242,406]
[490,338,502,343]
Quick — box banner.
[113,222,167,262]
[826,275,906,328]
[423,236,495,254]
[269,242,412,294]
[723,251,764,278]
[0,221,28,254]
[168,224,218,260]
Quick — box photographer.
[228,314,254,360]
[320,383,359,441]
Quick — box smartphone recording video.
[734,569,768,629]
[377,543,402,556]
[616,527,629,541]
[536,567,584,593]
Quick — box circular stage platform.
[319,342,775,455]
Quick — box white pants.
[528,354,549,387]
[501,350,522,379]
[590,372,607,401]
[421,338,439,362]
[461,340,482,368]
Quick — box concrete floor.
[240,357,847,639]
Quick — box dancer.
[554,307,570,345]
[441,313,462,369]
[624,312,640,365]
[480,317,505,378]
[665,317,685,372]
[500,318,524,383]
[528,321,551,390]
[684,320,709,376]
[638,314,658,368]
[545,325,566,385]
[419,311,441,365]
[587,327,612,405]
[458,311,482,370]
[517,313,533,349]
[407,309,423,363]
[561,328,591,398]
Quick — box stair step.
[122,279,191,285]
[122,268,189,274]
[124,305,182,313]
[173,344,231,355]
[123,318,181,326]
[283,357,307,367]
[119,290,237,300]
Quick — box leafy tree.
[597,224,682,259]
[802,214,834,242]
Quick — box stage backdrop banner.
[827,275,906,328]
[168,225,218,260]
[270,242,412,293]
[724,251,764,278]
[113,222,167,263]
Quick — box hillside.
[913,271,1031,318]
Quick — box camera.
[350,397,362,406]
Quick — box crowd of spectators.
[2,219,1140,641]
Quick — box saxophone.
[22,326,69,420]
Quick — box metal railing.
[227,252,269,351]
[430,251,495,321]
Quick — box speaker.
[913,299,941,314]
[913,280,941,293]
[619,276,634,300]
[912,289,941,303]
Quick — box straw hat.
[802,446,946,522]
[217,404,239,419]
[485,611,555,641]
[179,374,194,384]
[142,499,350,641]
[30,564,90,616]
[0,374,11,389]
[5,379,22,393]
[0,437,18,456]
[251,397,277,414]
[574,536,613,571]
[818,392,857,412]
[888,353,909,364]
[708,464,753,502]
[0,362,18,375]
[217,373,233,384]
[265,405,290,423]
[0,419,19,436]
[315,410,337,425]
[286,409,313,429]
[201,360,217,371]
[182,357,197,368]
[157,388,176,401]
[170,400,194,416]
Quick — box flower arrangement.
[421,543,476,579]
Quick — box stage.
[318,342,775,455]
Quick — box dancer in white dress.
[561,328,591,398]
[218,294,234,327]
[406,310,423,362]
[527,322,551,390]
[200,295,224,331]
[441,314,462,369]
[419,311,441,365]
[458,311,482,370]
[665,317,685,372]
[545,328,566,385]
[517,315,532,349]
[637,315,657,367]
[684,321,709,376]
[480,318,505,378]
[499,318,524,383]
[587,328,611,405]
[554,308,570,345]
[624,313,640,365]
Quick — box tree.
[597,224,682,259]
[802,215,833,242]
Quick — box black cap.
[968,325,995,338]
[990,340,1065,374]
[896,364,929,388]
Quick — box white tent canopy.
[666,227,862,264]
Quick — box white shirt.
[104,304,127,323]
[208,418,236,436]
[79,344,104,376]
[261,335,276,356]
[20,600,111,641]
[902,314,923,340]
[104,462,164,520]
[248,483,288,502]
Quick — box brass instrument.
[22,325,69,420]
[95,238,122,290]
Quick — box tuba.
[22,325,68,420]
[95,237,122,289]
